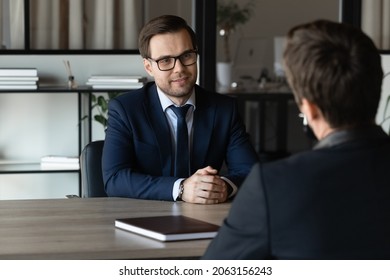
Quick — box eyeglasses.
[148,50,198,71]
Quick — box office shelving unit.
[0,86,115,198]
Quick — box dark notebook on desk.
[115,215,220,242]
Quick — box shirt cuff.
[221,176,238,198]
[172,178,185,201]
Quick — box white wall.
[0,174,79,200]
[220,0,340,81]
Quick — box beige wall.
[217,0,340,81]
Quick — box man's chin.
[170,84,194,96]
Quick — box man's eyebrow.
[154,54,171,60]
[154,50,194,60]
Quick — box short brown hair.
[283,19,383,128]
[138,15,198,58]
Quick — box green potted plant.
[90,92,122,129]
[217,0,255,62]
[216,0,255,89]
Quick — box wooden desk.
[0,197,230,259]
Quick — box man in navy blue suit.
[102,15,258,204]
[203,19,390,259]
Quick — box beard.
[158,73,197,99]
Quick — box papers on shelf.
[0,68,38,76]
[86,75,147,90]
[0,84,38,90]
[86,83,145,89]
[0,76,39,81]
[0,68,39,90]
[40,155,79,169]
[88,75,147,83]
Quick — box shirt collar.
[314,124,389,150]
[156,86,196,112]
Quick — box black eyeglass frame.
[147,50,198,71]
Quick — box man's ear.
[143,58,154,77]
[299,99,317,140]
[300,98,320,123]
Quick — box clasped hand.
[180,166,228,204]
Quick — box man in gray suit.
[203,19,390,259]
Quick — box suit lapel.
[144,84,174,176]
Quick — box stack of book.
[0,68,39,90]
[40,155,79,170]
[86,75,147,89]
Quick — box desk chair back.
[80,140,107,197]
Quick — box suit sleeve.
[222,99,259,187]
[202,163,271,259]
[102,97,177,200]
